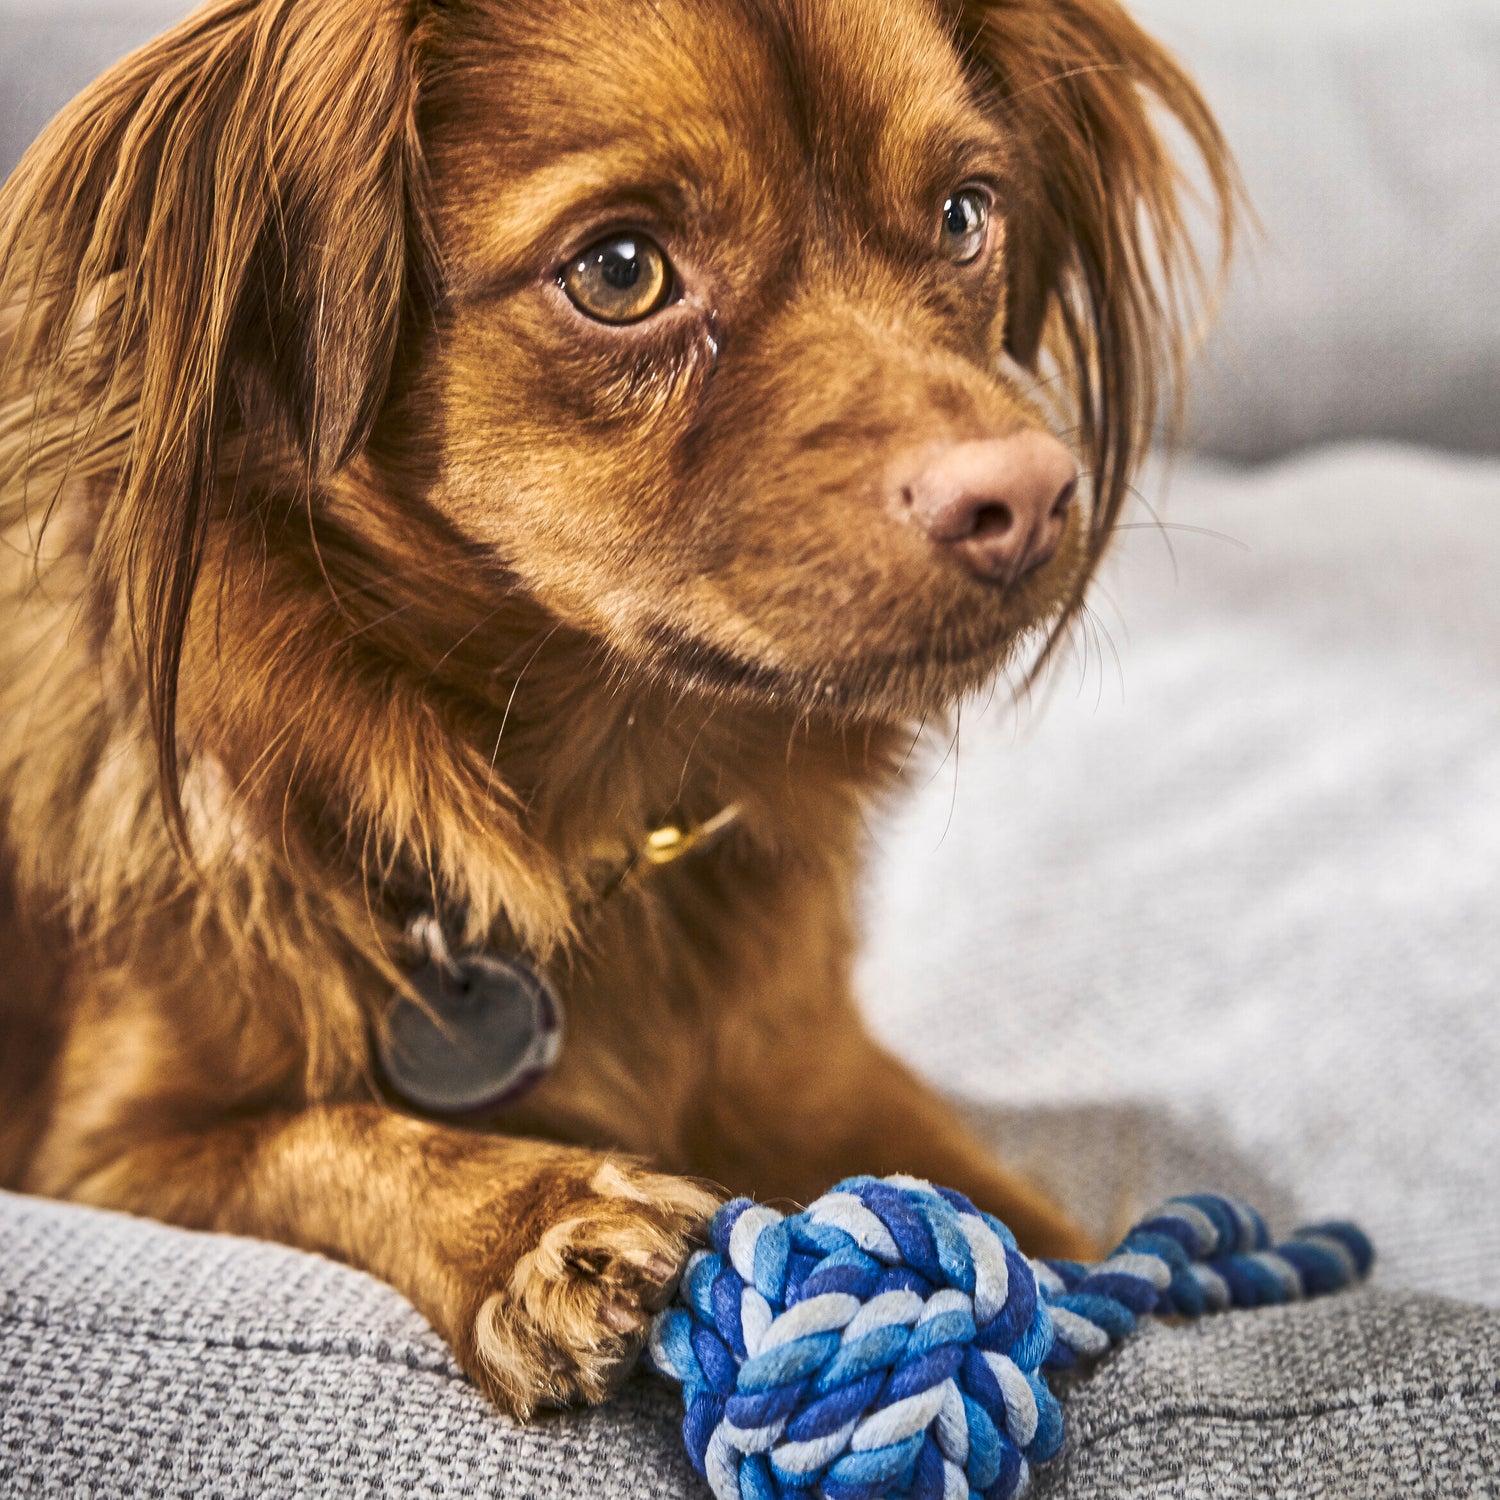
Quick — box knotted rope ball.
[647,1176,1372,1500]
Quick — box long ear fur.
[0,0,432,835]
[957,0,1238,571]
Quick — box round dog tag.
[378,947,563,1116]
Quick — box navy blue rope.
[647,1177,1372,1500]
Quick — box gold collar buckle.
[640,803,744,866]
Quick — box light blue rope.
[647,1177,1372,1500]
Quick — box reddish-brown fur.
[0,0,1233,1418]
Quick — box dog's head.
[3,0,1233,787]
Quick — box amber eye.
[561,234,673,324]
[939,188,990,264]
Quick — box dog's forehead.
[772,0,992,177]
[431,0,997,245]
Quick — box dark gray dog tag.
[378,934,563,1116]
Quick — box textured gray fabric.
[4,1190,1498,1498]
[1033,1290,1500,1499]
[0,1189,701,1498]
[860,443,1500,1311]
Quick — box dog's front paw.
[463,1159,719,1418]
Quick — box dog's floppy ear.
[958,0,1236,542]
[0,0,432,831]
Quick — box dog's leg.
[697,1014,1099,1261]
[31,1103,717,1418]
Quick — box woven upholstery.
[4,1189,1497,1498]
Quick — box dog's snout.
[892,434,1078,584]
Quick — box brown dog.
[0,0,1232,1419]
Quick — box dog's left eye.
[561,234,673,324]
[939,188,990,264]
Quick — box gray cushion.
[0,1188,699,1499]
[1036,1290,1500,1498]
[4,1190,1498,1498]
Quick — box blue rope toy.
[647,1176,1373,1500]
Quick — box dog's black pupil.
[599,243,641,290]
[945,196,978,235]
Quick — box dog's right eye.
[560,234,673,324]
[939,188,991,264]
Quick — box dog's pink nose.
[893,434,1078,583]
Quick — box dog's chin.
[620,538,1091,722]
[637,610,1064,725]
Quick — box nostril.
[1051,476,1078,521]
[970,501,1015,541]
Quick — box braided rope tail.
[647,1180,1372,1500]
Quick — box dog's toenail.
[601,1301,639,1333]
[645,1253,677,1282]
